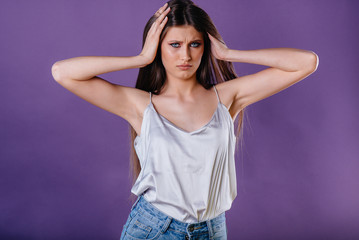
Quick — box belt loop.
[131,194,142,211]
[206,219,214,239]
[161,216,173,234]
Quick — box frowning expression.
[161,25,204,81]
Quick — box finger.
[159,2,168,11]
[155,3,168,17]
[155,7,170,24]
[159,16,168,28]
[157,6,170,19]
[207,33,216,41]
[207,33,226,45]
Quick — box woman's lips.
[177,64,192,70]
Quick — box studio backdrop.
[0,0,358,239]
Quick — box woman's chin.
[177,71,196,80]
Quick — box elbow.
[295,51,319,74]
[51,61,64,82]
[307,51,319,73]
[51,62,61,82]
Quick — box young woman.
[51,0,318,239]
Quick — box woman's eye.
[191,42,201,47]
[170,43,180,48]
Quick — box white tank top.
[130,85,237,223]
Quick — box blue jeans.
[120,194,227,239]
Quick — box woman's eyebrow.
[167,39,203,42]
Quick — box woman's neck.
[160,76,201,98]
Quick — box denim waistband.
[130,193,226,236]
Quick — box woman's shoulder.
[214,81,237,108]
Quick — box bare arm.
[51,55,150,127]
[52,3,171,81]
[208,34,319,117]
[51,3,171,135]
[51,55,147,81]
[223,48,318,72]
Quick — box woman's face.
[160,25,204,81]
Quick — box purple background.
[1,0,358,239]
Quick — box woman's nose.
[180,47,192,61]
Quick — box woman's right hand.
[138,3,170,66]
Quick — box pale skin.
[51,2,318,135]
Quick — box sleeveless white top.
[130,85,237,223]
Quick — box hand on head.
[207,33,230,61]
[139,3,171,65]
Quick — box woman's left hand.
[208,33,230,61]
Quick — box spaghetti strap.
[149,91,152,104]
[213,85,220,103]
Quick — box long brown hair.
[128,0,245,202]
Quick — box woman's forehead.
[163,25,203,41]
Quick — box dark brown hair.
[128,0,245,202]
